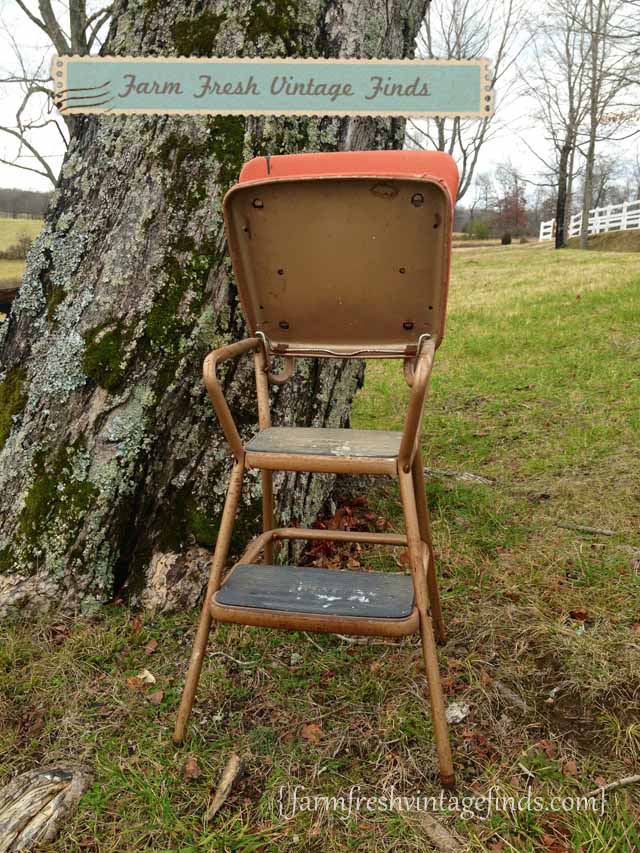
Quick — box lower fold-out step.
[210,563,419,638]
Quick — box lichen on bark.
[0,0,429,616]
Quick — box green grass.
[2,244,640,850]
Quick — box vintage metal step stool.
[173,149,459,787]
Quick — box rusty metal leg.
[261,470,274,563]
[173,458,245,745]
[412,449,446,645]
[399,467,454,789]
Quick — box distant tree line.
[455,151,640,240]
[0,188,52,219]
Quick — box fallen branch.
[585,774,640,798]
[206,754,244,821]
[424,467,496,486]
[556,522,617,537]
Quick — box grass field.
[0,217,42,296]
[1,244,640,851]
[566,230,640,252]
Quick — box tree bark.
[0,0,428,616]
[555,140,571,248]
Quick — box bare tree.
[629,150,640,197]
[523,0,590,247]
[406,0,527,201]
[474,171,496,213]
[0,1,112,186]
[574,0,634,248]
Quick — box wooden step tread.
[214,563,414,620]
[245,427,402,459]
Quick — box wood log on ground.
[0,764,92,851]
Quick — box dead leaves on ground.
[126,668,164,705]
[301,495,394,569]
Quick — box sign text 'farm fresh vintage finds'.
[52,57,494,119]
[121,73,431,103]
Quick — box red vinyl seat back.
[224,150,458,358]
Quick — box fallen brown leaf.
[144,639,158,655]
[538,739,557,759]
[147,690,164,705]
[49,623,70,645]
[569,609,588,622]
[541,833,566,853]
[183,755,202,782]
[301,722,324,744]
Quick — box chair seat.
[245,427,402,459]
[211,563,419,637]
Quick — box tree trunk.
[564,145,576,240]
[580,122,597,250]
[0,0,428,616]
[580,0,602,251]
[555,141,571,248]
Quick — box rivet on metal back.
[252,199,264,208]
[279,321,289,330]
[411,193,424,207]
[403,321,414,330]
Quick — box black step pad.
[215,564,415,620]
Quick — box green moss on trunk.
[0,367,27,451]
[82,319,133,392]
[18,439,97,571]
[172,12,227,55]
[0,545,15,574]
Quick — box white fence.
[539,198,640,241]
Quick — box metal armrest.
[398,339,436,472]
[203,337,261,459]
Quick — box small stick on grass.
[425,467,496,486]
[585,774,640,798]
[556,522,617,537]
[206,754,244,821]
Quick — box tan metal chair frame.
[173,335,455,788]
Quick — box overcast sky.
[0,1,636,202]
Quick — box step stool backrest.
[223,150,458,358]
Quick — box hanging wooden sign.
[51,56,494,119]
